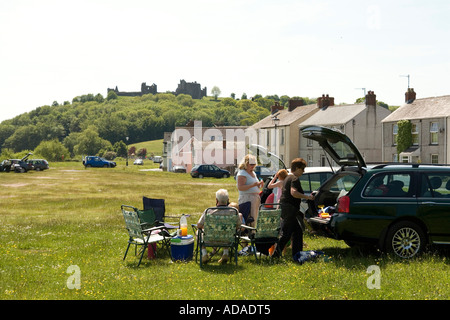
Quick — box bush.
[397,120,412,155]
[34,140,70,162]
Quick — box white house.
[299,91,391,167]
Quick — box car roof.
[368,163,450,172]
[304,166,338,173]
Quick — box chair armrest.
[142,225,168,233]
[240,224,256,231]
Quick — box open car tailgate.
[305,215,337,239]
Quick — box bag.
[148,243,157,259]
[255,238,276,255]
[293,250,324,265]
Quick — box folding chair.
[197,206,240,268]
[240,204,282,262]
[121,205,171,266]
[143,197,180,230]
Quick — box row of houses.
[162,88,450,172]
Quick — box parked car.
[1,153,34,173]
[153,156,163,163]
[0,159,13,172]
[190,164,230,178]
[27,159,49,171]
[172,165,187,173]
[301,125,450,259]
[133,159,144,165]
[83,156,116,168]
[11,159,34,172]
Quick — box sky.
[1,0,450,123]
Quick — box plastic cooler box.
[170,235,194,261]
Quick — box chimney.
[288,99,303,112]
[317,94,334,109]
[365,91,376,106]
[271,102,284,114]
[405,88,416,104]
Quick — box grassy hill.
[129,139,164,157]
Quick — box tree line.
[0,92,312,161]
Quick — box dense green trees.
[0,92,312,159]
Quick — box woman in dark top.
[276,158,315,258]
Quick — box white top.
[237,169,260,194]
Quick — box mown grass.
[0,162,449,300]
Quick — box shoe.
[201,253,210,264]
[218,254,229,264]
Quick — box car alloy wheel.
[387,221,425,259]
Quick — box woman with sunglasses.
[236,154,264,227]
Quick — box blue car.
[83,156,116,168]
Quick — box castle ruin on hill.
[107,79,207,99]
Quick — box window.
[307,154,313,167]
[420,173,450,197]
[307,138,313,147]
[299,172,333,194]
[430,122,439,145]
[363,173,412,197]
[393,124,398,145]
[431,154,439,164]
[328,174,360,193]
[392,154,398,162]
[411,123,419,145]
[280,128,285,145]
[320,155,326,167]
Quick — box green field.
[0,161,448,301]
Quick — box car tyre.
[385,221,426,259]
[198,174,204,179]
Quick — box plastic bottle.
[180,214,188,237]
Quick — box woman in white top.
[236,154,263,226]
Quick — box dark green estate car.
[301,126,450,259]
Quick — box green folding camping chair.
[121,205,171,266]
[240,204,282,262]
[197,206,240,268]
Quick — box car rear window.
[419,173,450,197]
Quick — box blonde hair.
[238,154,257,170]
[229,202,239,211]
[277,169,288,180]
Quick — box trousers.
[278,203,303,258]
